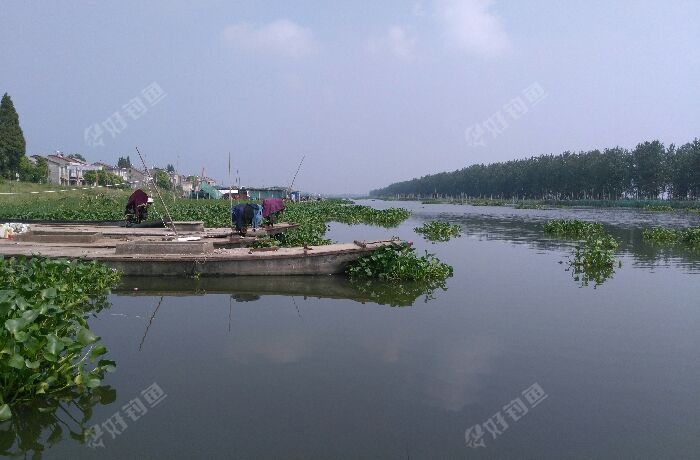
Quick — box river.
[5,201,700,459]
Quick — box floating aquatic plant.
[414,221,461,243]
[346,242,453,283]
[0,257,120,420]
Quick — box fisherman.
[125,189,153,225]
[262,198,285,226]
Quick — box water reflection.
[414,208,700,271]
[0,386,116,458]
[116,276,444,307]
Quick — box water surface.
[6,201,700,459]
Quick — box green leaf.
[90,345,107,359]
[0,290,15,303]
[21,309,40,323]
[46,334,64,355]
[7,354,25,369]
[40,287,57,299]
[0,404,11,421]
[25,359,40,369]
[77,328,99,346]
[4,317,28,334]
[98,359,116,373]
[13,330,28,343]
[86,377,101,389]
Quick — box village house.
[45,153,102,185]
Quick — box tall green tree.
[0,93,26,178]
[117,156,131,168]
[154,169,171,190]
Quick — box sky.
[1,0,699,194]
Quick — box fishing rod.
[228,152,234,233]
[288,155,305,196]
[135,146,178,236]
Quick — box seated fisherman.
[125,189,153,225]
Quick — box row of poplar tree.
[371,139,700,200]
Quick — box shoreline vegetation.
[391,196,700,212]
[370,139,700,201]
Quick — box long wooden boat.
[0,223,402,277]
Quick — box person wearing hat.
[125,189,153,225]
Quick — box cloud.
[368,25,417,61]
[435,0,511,57]
[221,19,316,58]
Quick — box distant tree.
[370,138,695,201]
[68,153,87,162]
[117,156,131,168]
[166,163,175,173]
[0,93,26,178]
[631,141,665,199]
[154,169,171,190]
[18,156,48,182]
[84,169,125,186]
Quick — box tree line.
[370,139,700,200]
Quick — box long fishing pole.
[135,146,178,236]
[288,155,305,196]
[228,152,234,233]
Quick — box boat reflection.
[115,276,447,307]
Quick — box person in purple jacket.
[262,198,285,226]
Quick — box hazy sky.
[1,1,698,193]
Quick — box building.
[94,162,129,182]
[45,153,102,185]
[246,186,288,200]
[125,167,148,188]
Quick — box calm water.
[5,202,700,459]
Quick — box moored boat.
[0,222,403,276]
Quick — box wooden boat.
[0,222,402,277]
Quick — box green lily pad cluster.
[543,219,605,238]
[569,234,619,287]
[0,257,120,421]
[544,219,620,287]
[347,243,453,283]
[643,226,700,249]
[414,221,461,242]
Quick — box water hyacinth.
[544,219,620,287]
[643,226,700,249]
[414,221,461,242]
[346,243,453,282]
[0,257,120,420]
